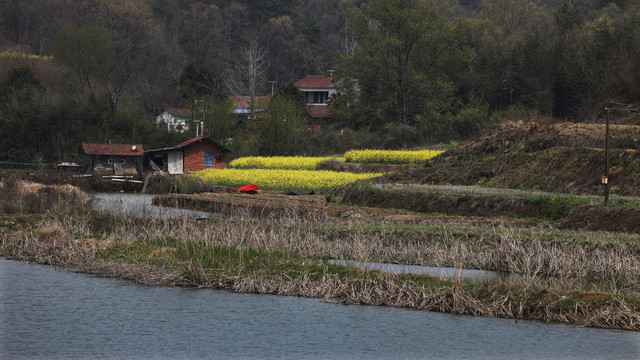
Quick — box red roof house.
[294,75,344,130]
[145,136,230,175]
[82,143,145,177]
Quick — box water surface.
[92,193,214,219]
[1,258,638,360]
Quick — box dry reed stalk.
[39,204,640,296]
[3,225,639,330]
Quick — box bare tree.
[229,35,269,120]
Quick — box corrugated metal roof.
[82,143,145,156]
[305,105,330,118]
[294,76,338,89]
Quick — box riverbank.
[2,212,639,330]
[1,179,640,330]
[0,189,638,330]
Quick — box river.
[1,258,638,360]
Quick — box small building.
[156,108,192,132]
[293,75,342,131]
[145,136,230,175]
[231,96,270,117]
[82,143,145,177]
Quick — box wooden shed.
[145,136,230,175]
[82,143,144,177]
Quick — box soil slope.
[385,121,640,196]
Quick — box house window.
[312,91,329,104]
[307,91,329,104]
[204,152,213,167]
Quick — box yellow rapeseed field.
[0,52,53,61]
[196,168,381,192]
[228,156,341,170]
[344,149,445,164]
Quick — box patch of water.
[329,259,502,282]
[92,193,215,219]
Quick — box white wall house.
[294,75,339,106]
[294,75,342,130]
[156,108,191,133]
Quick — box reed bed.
[18,201,640,296]
[1,182,639,330]
[3,228,638,330]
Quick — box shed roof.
[82,143,144,156]
[294,76,339,89]
[146,136,230,154]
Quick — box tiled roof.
[305,105,330,118]
[174,136,207,149]
[230,96,270,110]
[164,108,192,117]
[146,137,230,153]
[294,76,338,89]
[82,143,144,156]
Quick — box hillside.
[385,120,640,196]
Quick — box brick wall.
[183,142,227,172]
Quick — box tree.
[338,0,474,126]
[255,96,305,156]
[229,35,270,120]
[179,3,224,66]
[201,97,239,146]
[53,24,114,102]
[179,61,228,104]
[273,82,306,110]
[0,65,48,162]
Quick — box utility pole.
[603,107,610,207]
[269,80,277,96]
[601,103,639,207]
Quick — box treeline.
[1,0,639,163]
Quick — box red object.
[219,184,260,193]
[239,184,259,193]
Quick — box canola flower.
[0,52,53,61]
[344,149,445,164]
[196,168,381,193]
[229,156,343,170]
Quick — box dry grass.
[0,179,91,214]
[1,181,639,330]
[27,201,640,296]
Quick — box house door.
[167,151,183,174]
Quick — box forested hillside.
[1,0,639,164]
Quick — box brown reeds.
[1,181,639,330]
[0,179,92,215]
